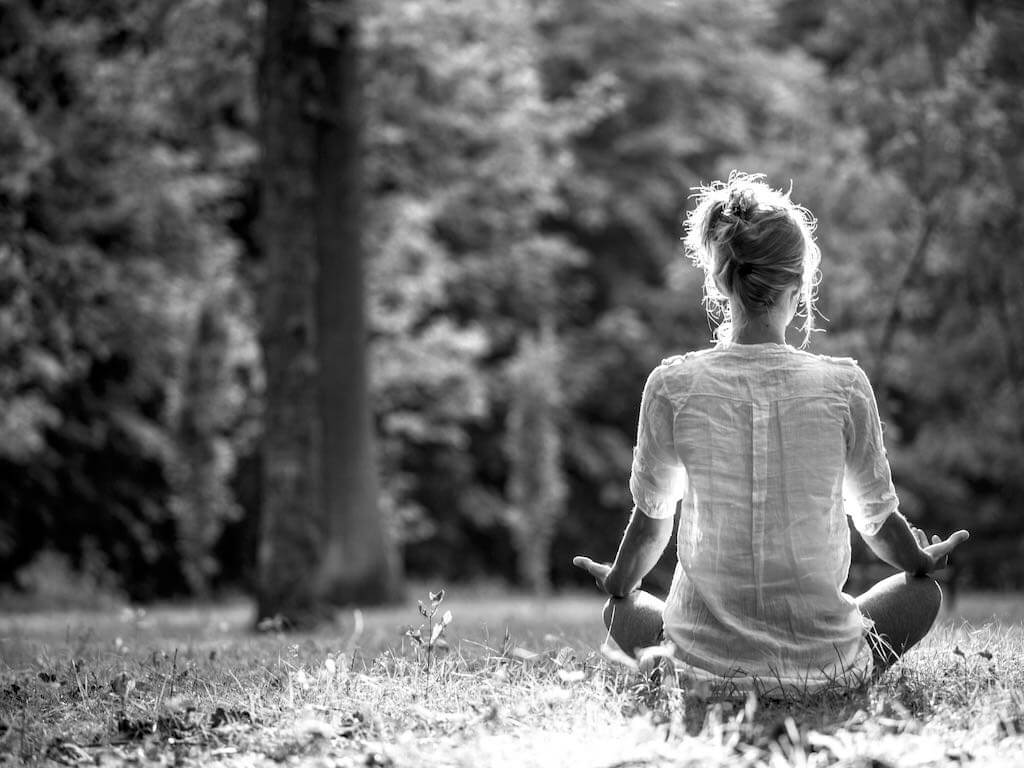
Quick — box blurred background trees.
[1,0,1021,605]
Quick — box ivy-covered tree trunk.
[257,0,400,626]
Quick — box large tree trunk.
[256,0,400,627]
[312,6,401,605]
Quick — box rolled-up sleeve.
[629,366,685,519]
[844,365,899,535]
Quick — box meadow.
[1,588,1022,767]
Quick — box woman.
[573,172,969,695]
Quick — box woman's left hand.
[572,555,612,594]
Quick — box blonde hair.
[682,171,822,347]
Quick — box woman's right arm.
[861,511,968,575]
[845,365,969,574]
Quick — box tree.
[0,0,259,598]
[359,0,582,587]
[257,0,401,625]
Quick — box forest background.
[1,0,1022,607]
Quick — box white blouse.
[629,342,898,694]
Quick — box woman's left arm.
[605,508,674,595]
[573,508,673,597]
[574,364,681,595]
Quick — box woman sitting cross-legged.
[573,172,969,696]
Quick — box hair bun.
[725,188,758,221]
[681,170,822,347]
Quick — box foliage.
[0,548,125,612]
[0,0,1022,593]
[0,0,259,597]
[363,0,583,581]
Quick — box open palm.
[912,527,970,573]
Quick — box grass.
[1,588,1022,766]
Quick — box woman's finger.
[927,533,967,560]
[572,556,611,579]
[948,529,970,544]
[927,541,953,559]
[572,555,593,571]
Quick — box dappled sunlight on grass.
[1,590,1022,765]
[0,590,610,662]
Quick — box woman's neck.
[730,312,788,345]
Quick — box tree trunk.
[870,206,937,400]
[256,0,400,627]
[312,6,401,604]
[505,321,566,594]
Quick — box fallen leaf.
[510,647,538,661]
[295,718,334,739]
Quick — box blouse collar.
[715,341,795,352]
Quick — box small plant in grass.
[404,589,453,675]
[109,671,135,717]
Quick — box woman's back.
[634,342,894,690]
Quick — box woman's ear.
[784,284,801,316]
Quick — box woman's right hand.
[911,526,970,573]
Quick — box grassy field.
[1,588,1022,766]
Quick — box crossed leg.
[856,572,943,671]
[602,590,666,657]
[603,572,943,672]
